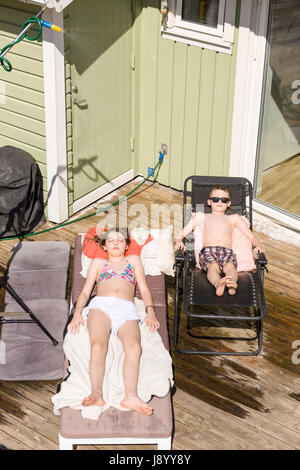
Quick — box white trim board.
[253,201,300,233]
[72,169,134,214]
[229,0,270,181]
[19,0,74,11]
[43,8,69,223]
[59,433,172,450]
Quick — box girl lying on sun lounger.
[67,227,159,416]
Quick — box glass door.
[254,0,300,218]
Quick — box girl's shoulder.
[92,257,107,265]
[85,257,106,281]
[90,257,107,271]
[126,254,140,266]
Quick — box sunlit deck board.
[0,178,300,450]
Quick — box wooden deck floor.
[259,153,300,216]
[1,178,300,450]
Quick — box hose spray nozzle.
[40,19,62,33]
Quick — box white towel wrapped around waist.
[51,297,173,420]
[82,296,141,336]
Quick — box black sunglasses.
[209,197,230,204]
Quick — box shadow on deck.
[0,178,300,450]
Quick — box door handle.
[73,98,87,105]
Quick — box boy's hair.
[208,185,231,199]
[99,227,131,248]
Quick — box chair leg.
[174,265,264,355]
[157,437,172,450]
[59,434,74,450]
[253,320,263,356]
[175,313,264,356]
[174,267,183,353]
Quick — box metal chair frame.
[173,176,268,356]
[0,242,58,346]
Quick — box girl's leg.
[207,262,229,296]
[223,262,238,295]
[82,308,111,407]
[118,320,153,415]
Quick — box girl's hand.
[145,312,160,333]
[67,314,85,334]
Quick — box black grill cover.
[0,146,45,237]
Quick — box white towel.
[0,340,6,365]
[51,298,173,420]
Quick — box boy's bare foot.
[120,393,153,416]
[81,393,105,407]
[215,276,229,296]
[225,278,238,295]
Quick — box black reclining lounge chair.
[174,176,268,356]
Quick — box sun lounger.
[0,241,70,380]
[57,235,173,450]
[174,175,268,355]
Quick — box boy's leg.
[223,262,238,295]
[118,320,153,415]
[207,262,228,296]
[83,308,111,406]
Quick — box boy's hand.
[145,311,160,333]
[174,240,186,251]
[253,245,264,256]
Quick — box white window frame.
[162,0,236,54]
[176,0,226,37]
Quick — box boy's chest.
[203,215,232,233]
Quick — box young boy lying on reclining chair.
[175,185,264,297]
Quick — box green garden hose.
[0,158,165,242]
[0,7,61,72]
[0,16,43,72]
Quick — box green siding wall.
[133,0,240,190]
[0,0,47,204]
[0,0,240,217]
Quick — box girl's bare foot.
[225,278,237,295]
[82,393,105,407]
[120,393,153,416]
[215,276,229,296]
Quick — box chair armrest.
[255,252,268,271]
[175,248,186,265]
[173,249,186,279]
